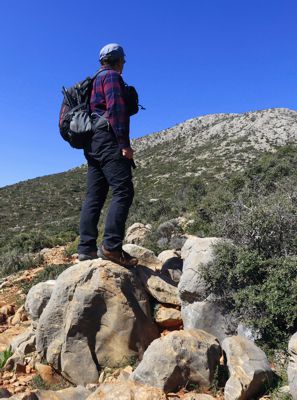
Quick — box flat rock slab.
[36,260,159,385]
[86,381,166,399]
[137,266,180,306]
[130,329,221,393]
[222,336,273,400]
[178,236,222,305]
[288,332,297,400]
[123,244,162,271]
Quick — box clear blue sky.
[0,0,296,187]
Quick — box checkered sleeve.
[102,70,130,149]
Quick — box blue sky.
[0,0,296,187]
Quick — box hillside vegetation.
[0,108,297,348]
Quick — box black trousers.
[78,128,134,254]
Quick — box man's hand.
[122,147,134,160]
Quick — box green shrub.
[203,242,297,348]
[0,250,43,278]
[0,347,13,369]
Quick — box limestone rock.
[288,332,297,400]
[10,305,28,325]
[23,386,91,400]
[178,236,222,305]
[36,260,159,385]
[86,381,166,400]
[158,250,179,263]
[123,244,162,271]
[25,281,56,324]
[0,326,27,352]
[35,362,63,385]
[137,266,180,306]
[11,327,35,353]
[130,329,221,393]
[154,305,182,329]
[222,336,273,400]
[125,223,152,246]
[181,297,236,343]
[182,394,215,400]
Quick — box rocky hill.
[0,108,297,398]
[134,107,297,178]
[1,108,297,276]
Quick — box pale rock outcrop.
[123,244,162,270]
[130,329,221,393]
[4,326,36,372]
[36,260,158,385]
[125,223,152,246]
[222,336,273,400]
[154,305,182,328]
[25,280,56,324]
[157,250,180,264]
[181,296,236,343]
[288,332,297,400]
[7,386,91,400]
[178,236,222,305]
[11,327,35,353]
[137,266,180,306]
[0,326,26,352]
[10,305,28,325]
[86,381,166,400]
[182,394,216,400]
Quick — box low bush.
[203,241,297,348]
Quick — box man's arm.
[102,70,131,150]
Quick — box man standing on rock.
[78,43,138,267]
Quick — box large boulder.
[288,332,297,400]
[123,244,162,271]
[25,280,56,325]
[222,336,273,400]
[181,296,236,343]
[36,260,159,385]
[137,266,180,306]
[130,329,221,393]
[178,236,222,305]
[125,223,152,246]
[86,381,166,400]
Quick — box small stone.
[154,305,182,329]
[35,362,62,385]
[2,371,14,379]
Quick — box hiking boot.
[78,251,98,261]
[98,245,138,268]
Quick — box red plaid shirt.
[90,67,130,149]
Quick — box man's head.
[99,43,126,73]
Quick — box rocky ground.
[0,229,295,399]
